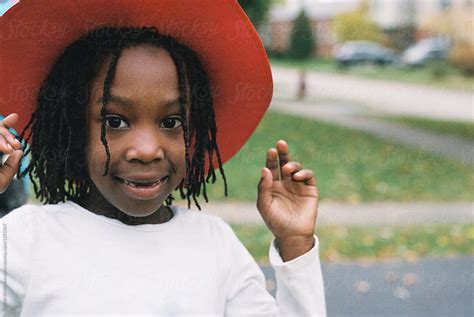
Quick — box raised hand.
[257,140,318,261]
[0,113,23,194]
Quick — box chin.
[117,200,166,217]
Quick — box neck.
[75,193,173,226]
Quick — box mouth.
[115,175,169,200]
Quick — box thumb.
[0,150,23,194]
[257,167,272,214]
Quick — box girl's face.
[83,45,187,220]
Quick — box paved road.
[271,66,473,122]
[178,201,473,226]
[270,99,474,165]
[261,256,474,316]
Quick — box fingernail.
[261,168,266,178]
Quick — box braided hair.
[19,27,227,210]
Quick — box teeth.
[122,177,166,187]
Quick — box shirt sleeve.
[268,235,326,316]
[0,206,35,316]
[222,221,326,317]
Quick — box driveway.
[261,256,474,316]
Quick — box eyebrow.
[96,95,181,108]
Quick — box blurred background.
[223,1,473,316]
[1,0,473,316]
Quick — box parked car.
[401,37,450,67]
[333,41,397,67]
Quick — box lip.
[115,175,169,200]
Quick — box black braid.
[18,27,228,209]
[166,46,229,208]
[100,49,122,176]
[167,51,193,208]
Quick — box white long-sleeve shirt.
[0,201,326,316]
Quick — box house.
[368,0,473,45]
[263,0,361,57]
[369,0,472,29]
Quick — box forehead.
[90,45,180,107]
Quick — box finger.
[266,148,279,181]
[0,150,23,194]
[0,113,19,129]
[0,113,22,151]
[0,132,14,155]
[0,127,22,151]
[276,139,291,170]
[281,161,302,181]
[257,167,273,214]
[292,169,316,186]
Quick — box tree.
[287,10,315,60]
[238,0,273,27]
[333,10,382,43]
[450,43,474,76]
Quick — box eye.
[160,116,182,130]
[104,116,129,129]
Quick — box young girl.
[0,1,326,315]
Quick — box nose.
[125,129,165,163]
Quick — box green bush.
[287,10,315,59]
[449,43,474,76]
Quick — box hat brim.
[0,0,273,165]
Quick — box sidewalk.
[271,66,473,122]
[177,201,473,226]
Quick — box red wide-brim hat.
[0,0,273,164]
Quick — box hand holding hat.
[257,140,318,262]
[0,113,24,194]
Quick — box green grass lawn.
[271,57,474,92]
[232,223,474,264]
[378,115,474,140]
[206,111,473,202]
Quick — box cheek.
[85,136,112,178]
[170,139,187,178]
[84,117,101,172]
[86,146,104,178]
